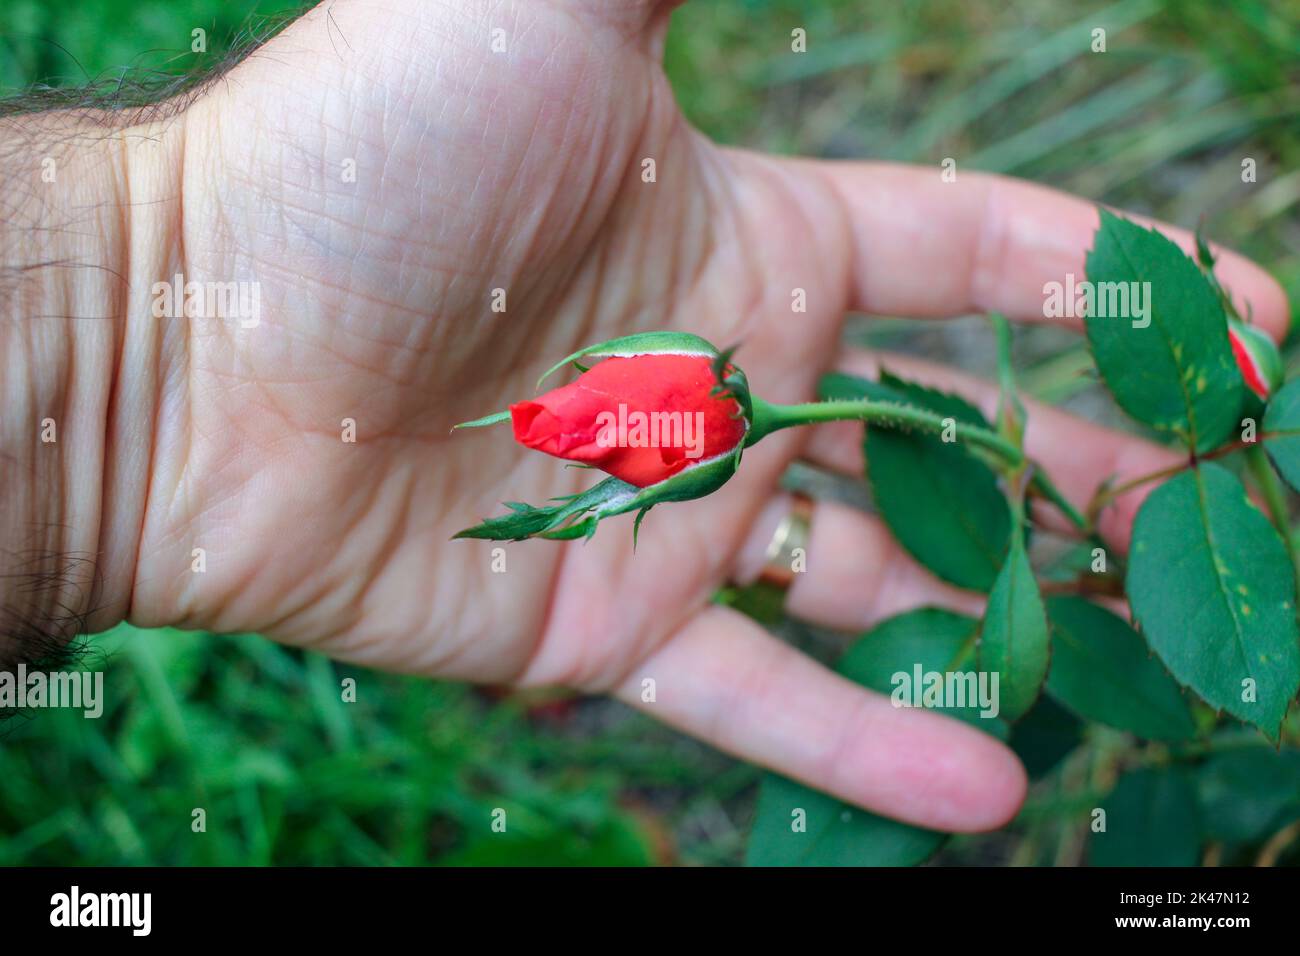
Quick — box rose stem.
[746,396,1086,532]
[1245,443,1300,602]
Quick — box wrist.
[0,107,186,647]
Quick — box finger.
[615,605,1026,832]
[788,158,1290,340]
[804,350,1183,552]
[732,493,984,630]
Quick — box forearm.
[0,108,184,663]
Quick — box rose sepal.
[536,331,722,390]
[452,446,745,543]
[711,345,754,432]
[452,409,510,430]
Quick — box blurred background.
[1,0,1297,865]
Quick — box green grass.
[0,0,303,92]
[2,0,1299,865]
[666,0,1300,356]
[1,624,750,865]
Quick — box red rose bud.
[1228,318,1283,401]
[453,331,754,542]
[510,354,748,487]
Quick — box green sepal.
[1194,218,1217,271]
[453,450,742,543]
[990,313,1027,452]
[632,507,653,550]
[452,410,510,430]
[1194,219,1247,324]
[454,477,635,541]
[711,343,754,425]
[536,331,721,390]
[712,346,754,483]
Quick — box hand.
[87,0,1289,832]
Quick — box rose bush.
[455,212,1300,868]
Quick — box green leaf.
[1263,377,1300,492]
[1196,747,1300,843]
[877,370,988,428]
[1127,463,1300,737]
[745,608,1004,867]
[1045,596,1197,741]
[818,370,907,407]
[1008,696,1082,779]
[1084,209,1241,452]
[715,581,787,627]
[819,372,1012,591]
[452,409,510,430]
[837,610,1000,733]
[978,534,1050,722]
[537,331,720,389]
[868,428,1013,591]
[745,774,945,867]
[1090,767,1201,866]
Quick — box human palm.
[126,0,1289,831]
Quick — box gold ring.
[756,492,814,591]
